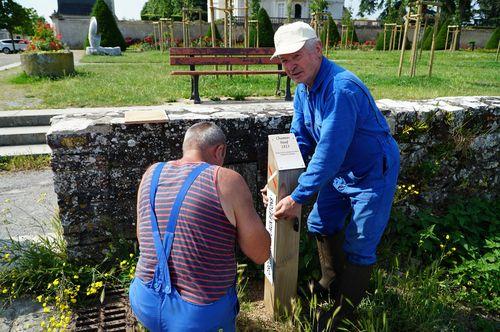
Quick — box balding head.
[182,122,226,153]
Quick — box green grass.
[2,49,499,110]
[0,155,51,171]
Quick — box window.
[277,3,285,18]
[294,4,302,18]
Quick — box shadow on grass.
[8,71,93,84]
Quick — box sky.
[16,0,378,23]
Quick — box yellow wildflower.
[36,295,43,302]
[52,279,59,286]
[445,234,450,240]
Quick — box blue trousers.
[130,277,239,332]
[307,136,400,266]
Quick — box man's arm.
[218,167,271,264]
[291,89,315,160]
[290,88,358,204]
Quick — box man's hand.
[260,185,268,206]
[274,195,301,220]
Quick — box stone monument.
[85,16,121,56]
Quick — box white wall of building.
[208,0,344,21]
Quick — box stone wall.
[47,97,499,261]
[51,16,495,49]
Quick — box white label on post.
[269,134,305,171]
[264,190,277,284]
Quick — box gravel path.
[0,169,57,241]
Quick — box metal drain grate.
[75,288,137,331]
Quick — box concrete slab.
[0,169,57,242]
[0,144,51,157]
[0,126,50,146]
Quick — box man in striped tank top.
[130,122,270,332]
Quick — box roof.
[56,0,97,16]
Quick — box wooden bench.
[170,47,292,104]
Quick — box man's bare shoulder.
[217,167,247,189]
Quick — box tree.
[14,7,45,37]
[341,7,359,44]
[321,14,340,47]
[141,0,180,20]
[359,0,473,24]
[310,0,328,14]
[89,0,126,51]
[249,8,274,47]
[0,0,30,50]
[250,0,261,18]
[485,27,499,49]
[475,0,499,26]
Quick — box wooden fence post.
[264,133,305,318]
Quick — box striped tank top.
[135,161,237,305]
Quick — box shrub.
[433,19,450,50]
[249,8,274,47]
[421,25,435,50]
[340,25,358,46]
[485,27,500,49]
[86,0,126,51]
[26,21,64,52]
[320,15,340,47]
[205,24,222,43]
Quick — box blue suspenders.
[148,162,211,294]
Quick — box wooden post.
[383,24,387,51]
[409,3,422,77]
[210,0,216,47]
[398,13,410,77]
[264,133,305,318]
[496,40,500,62]
[428,8,440,77]
[153,22,158,50]
[159,19,164,53]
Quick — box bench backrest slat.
[171,57,280,66]
[170,47,276,56]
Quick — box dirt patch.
[237,278,290,331]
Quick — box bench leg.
[192,75,201,104]
[275,74,282,96]
[190,76,195,100]
[285,76,292,101]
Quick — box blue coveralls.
[129,162,239,332]
[290,57,400,266]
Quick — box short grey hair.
[182,122,226,151]
[303,38,321,52]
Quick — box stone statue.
[85,16,122,56]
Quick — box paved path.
[0,53,20,68]
[0,169,57,241]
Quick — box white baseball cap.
[271,21,317,59]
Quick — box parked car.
[0,39,29,54]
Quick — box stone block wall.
[47,97,499,261]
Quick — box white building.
[208,0,344,22]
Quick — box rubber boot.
[317,262,373,331]
[312,233,346,300]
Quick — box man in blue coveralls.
[268,22,400,328]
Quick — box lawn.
[1,49,498,110]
